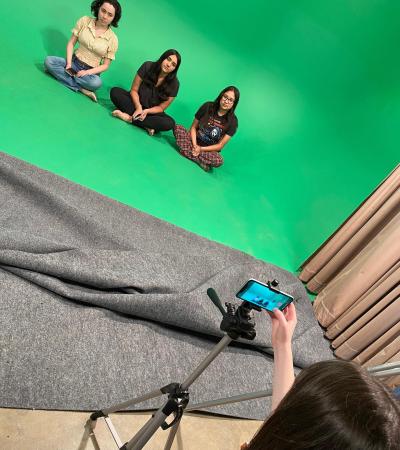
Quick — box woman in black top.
[110,49,181,135]
[173,86,239,171]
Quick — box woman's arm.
[240,305,296,450]
[272,341,294,411]
[269,303,297,411]
[189,118,200,149]
[192,134,231,157]
[65,34,78,69]
[147,96,175,114]
[197,134,231,153]
[129,74,144,118]
[76,58,112,77]
[138,97,176,121]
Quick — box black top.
[195,102,238,146]
[137,61,180,109]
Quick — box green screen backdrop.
[0,0,398,271]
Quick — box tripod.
[88,287,273,449]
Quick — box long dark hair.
[247,360,400,450]
[91,0,122,27]
[142,49,181,99]
[200,86,240,128]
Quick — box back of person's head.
[248,360,400,450]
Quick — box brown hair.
[91,0,122,27]
[248,360,400,450]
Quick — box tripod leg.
[122,335,233,448]
[186,389,272,412]
[123,406,171,450]
[164,420,181,450]
[90,384,180,424]
[181,335,232,390]
[99,387,167,417]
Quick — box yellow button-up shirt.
[72,16,118,68]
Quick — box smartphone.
[236,279,294,312]
[65,67,77,76]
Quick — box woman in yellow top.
[44,1,121,102]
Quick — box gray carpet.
[0,152,332,419]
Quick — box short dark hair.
[248,360,400,450]
[90,0,122,27]
[143,49,182,99]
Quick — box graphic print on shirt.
[197,116,226,146]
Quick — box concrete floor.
[0,408,262,450]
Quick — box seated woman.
[241,304,400,450]
[173,86,240,171]
[110,49,181,136]
[44,0,121,102]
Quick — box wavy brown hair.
[91,0,122,27]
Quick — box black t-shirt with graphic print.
[195,102,238,147]
[137,61,180,109]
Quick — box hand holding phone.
[65,67,77,77]
[132,108,143,121]
[270,303,297,348]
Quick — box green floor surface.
[1,0,398,272]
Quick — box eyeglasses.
[222,94,235,104]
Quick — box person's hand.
[65,63,72,70]
[76,70,89,78]
[269,302,297,349]
[137,109,148,121]
[132,107,143,120]
[192,145,201,157]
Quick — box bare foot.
[112,109,133,123]
[145,128,155,136]
[80,88,97,102]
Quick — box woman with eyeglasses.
[110,49,181,136]
[173,86,239,171]
[44,0,121,103]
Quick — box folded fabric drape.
[313,213,400,328]
[299,165,400,386]
[299,165,400,291]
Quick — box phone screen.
[236,279,293,312]
[65,67,77,76]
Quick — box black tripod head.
[207,288,262,340]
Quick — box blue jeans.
[44,55,102,92]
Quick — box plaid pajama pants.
[173,125,223,169]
